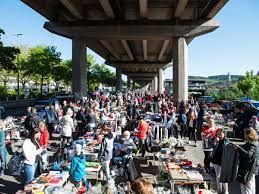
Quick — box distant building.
[164,79,173,94]
[188,79,206,95]
[164,79,206,96]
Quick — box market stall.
[14,128,105,194]
[156,145,214,194]
[3,116,25,140]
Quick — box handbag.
[7,149,24,176]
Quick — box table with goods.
[156,142,214,194]
[15,131,105,194]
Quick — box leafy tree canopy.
[53,54,116,91]
[23,45,61,95]
[237,70,259,100]
[52,59,72,86]
[24,45,61,77]
[0,28,20,70]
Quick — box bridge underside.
[22,0,228,101]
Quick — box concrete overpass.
[21,0,229,101]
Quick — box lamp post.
[11,33,23,101]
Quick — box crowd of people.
[0,90,258,194]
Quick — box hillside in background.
[188,76,207,80]
[188,75,244,83]
[208,75,243,81]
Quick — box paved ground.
[0,134,242,194]
[0,140,24,194]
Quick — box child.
[70,144,87,189]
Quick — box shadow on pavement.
[0,176,23,194]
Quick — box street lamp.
[11,33,23,101]
[11,33,23,47]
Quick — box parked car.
[55,92,74,104]
[197,96,214,104]
[208,100,234,114]
[233,100,259,118]
[34,98,54,107]
[249,100,259,110]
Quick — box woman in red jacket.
[38,121,49,148]
[201,118,218,173]
[36,121,50,172]
[136,116,149,158]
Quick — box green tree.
[0,28,20,69]
[237,71,258,99]
[52,59,72,88]
[249,73,259,100]
[24,45,61,95]
[0,69,12,88]
[12,45,30,100]
[230,85,243,100]
[54,55,116,92]
[0,85,7,98]
[20,71,30,92]
[87,55,116,91]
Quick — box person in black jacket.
[46,105,58,138]
[197,104,205,132]
[75,107,87,136]
[24,107,42,134]
[211,128,229,194]
[233,109,250,140]
[234,127,258,194]
[86,109,97,132]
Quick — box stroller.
[112,141,138,183]
[111,153,138,183]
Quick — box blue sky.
[0,0,258,78]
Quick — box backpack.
[7,149,24,176]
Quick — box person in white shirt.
[60,108,74,147]
[22,128,42,184]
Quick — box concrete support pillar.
[72,38,87,96]
[154,76,158,91]
[158,69,164,94]
[127,76,131,90]
[116,68,122,91]
[132,81,136,90]
[151,79,155,90]
[173,37,188,101]
[142,84,149,91]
